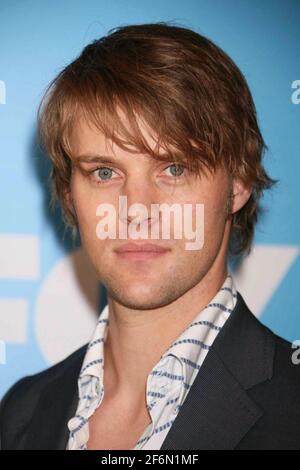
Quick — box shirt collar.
[159,272,237,384]
[78,272,237,388]
[77,306,109,396]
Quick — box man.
[1,22,300,450]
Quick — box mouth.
[114,242,171,261]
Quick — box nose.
[118,176,160,231]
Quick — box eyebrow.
[73,154,120,165]
[73,151,185,166]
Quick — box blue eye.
[96,167,113,180]
[165,164,185,177]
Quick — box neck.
[103,259,228,404]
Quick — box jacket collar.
[24,291,275,450]
[24,346,86,450]
[160,291,275,449]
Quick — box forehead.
[67,108,229,185]
[69,106,166,159]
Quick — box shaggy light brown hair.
[38,21,277,257]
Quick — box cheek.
[202,195,228,244]
[183,187,226,249]
[77,204,98,239]
[71,179,100,238]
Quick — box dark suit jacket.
[1,291,300,450]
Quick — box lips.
[113,242,171,262]
[114,242,170,254]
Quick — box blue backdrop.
[0,0,299,399]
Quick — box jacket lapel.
[23,292,275,450]
[160,291,275,450]
[23,346,86,450]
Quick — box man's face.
[68,114,233,310]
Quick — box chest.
[86,400,152,450]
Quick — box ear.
[231,178,252,215]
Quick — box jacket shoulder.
[244,306,300,421]
[0,344,87,445]
[237,327,300,449]
[270,330,300,384]
[246,302,300,388]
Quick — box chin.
[109,284,176,310]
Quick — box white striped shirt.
[67,271,237,450]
